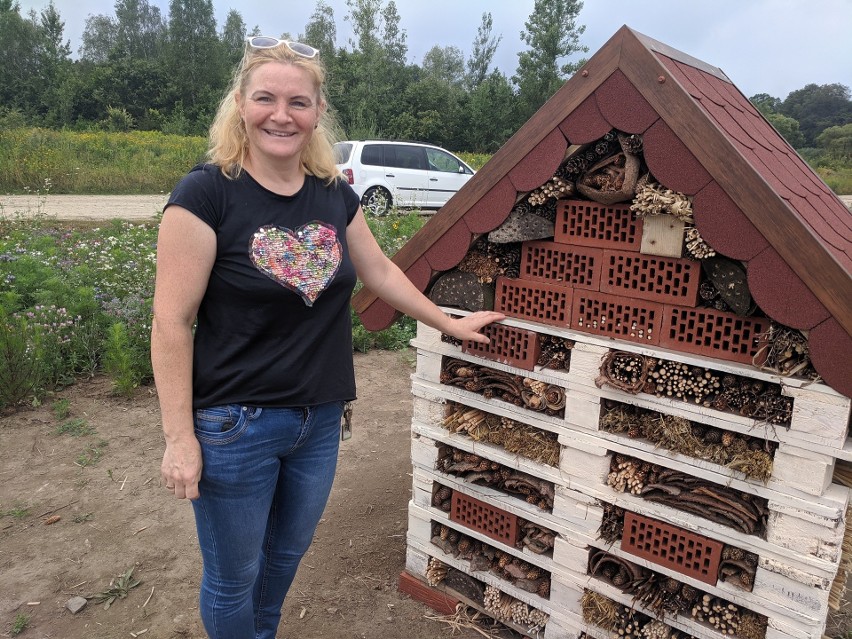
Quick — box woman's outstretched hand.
[443,311,506,344]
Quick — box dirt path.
[0,194,168,221]
[0,351,499,639]
[1,194,851,222]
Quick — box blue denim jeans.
[190,401,343,639]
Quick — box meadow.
[0,207,425,411]
[0,128,492,195]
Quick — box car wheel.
[361,187,391,216]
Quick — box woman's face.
[238,61,323,166]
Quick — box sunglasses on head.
[246,36,319,59]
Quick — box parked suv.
[334,140,475,215]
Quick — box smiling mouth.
[264,129,296,138]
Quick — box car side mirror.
[458,166,465,174]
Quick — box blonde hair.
[207,43,342,183]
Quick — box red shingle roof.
[352,26,852,397]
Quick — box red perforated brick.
[555,200,643,250]
[450,490,520,546]
[601,249,701,306]
[621,511,723,585]
[495,277,573,327]
[520,241,602,290]
[660,305,770,365]
[462,323,541,371]
[572,291,662,344]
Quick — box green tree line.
[0,0,587,152]
[1,0,850,165]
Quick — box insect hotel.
[352,26,852,639]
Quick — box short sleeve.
[335,178,361,225]
[166,164,224,231]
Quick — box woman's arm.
[347,208,504,342]
[151,206,217,499]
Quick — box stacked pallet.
[402,200,851,639]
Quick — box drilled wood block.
[495,277,573,327]
[639,214,686,258]
[659,304,770,365]
[571,290,663,345]
[601,248,701,306]
[621,511,723,585]
[462,323,541,371]
[520,240,603,290]
[555,199,643,250]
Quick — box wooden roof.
[352,26,852,397]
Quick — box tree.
[303,0,336,57]
[220,9,247,68]
[765,112,805,148]
[513,0,587,122]
[36,2,73,122]
[780,83,852,146]
[114,0,165,60]
[466,69,517,152]
[165,0,228,129]
[749,92,781,115]
[80,13,117,62]
[466,12,501,90]
[422,45,465,87]
[816,123,852,161]
[0,0,41,115]
[339,0,410,138]
[380,0,406,65]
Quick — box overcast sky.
[17,0,852,100]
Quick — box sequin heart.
[250,222,342,307]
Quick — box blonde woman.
[151,36,502,638]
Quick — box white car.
[334,140,475,215]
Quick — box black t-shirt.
[165,163,361,409]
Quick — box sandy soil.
[0,195,168,221]
[0,351,496,639]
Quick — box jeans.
[190,401,343,639]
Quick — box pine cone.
[704,428,723,444]
[728,547,745,561]
[435,486,452,503]
[680,584,698,602]
[664,577,681,594]
[721,431,735,447]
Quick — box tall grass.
[817,166,852,195]
[0,128,207,194]
[0,128,497,194]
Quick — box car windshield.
[333,143,352,164]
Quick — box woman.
[151,36,503,638]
